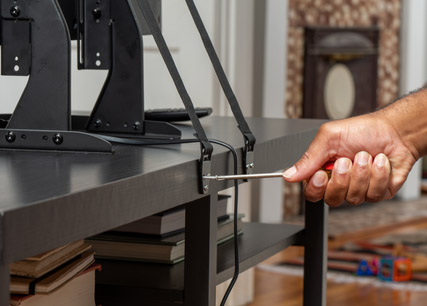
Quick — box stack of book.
[10,240,99,306]
[86,194,244,264]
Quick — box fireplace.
[303,27,379,120]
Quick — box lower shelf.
[95,222,305,305]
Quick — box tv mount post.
[79,0,180,139]
[0,0,113,152]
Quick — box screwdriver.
[204,162,334,181]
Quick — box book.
[112,194,230,236]
[86,214,243,264]
[10,251,95,295]
[10,240,92,278]
[10,264,101,306]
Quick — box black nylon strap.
[185,0,256,150]
[137,0,213,156]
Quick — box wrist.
[377,89,427,160]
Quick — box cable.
[98,135,240,305]
[209,139,239,306]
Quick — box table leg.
[0,264,9,306]
[303,200,328,306]
[184,195,217,306]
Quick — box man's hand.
[282,112,417,206]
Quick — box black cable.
[209,139,239,306]
[98,135,240,305]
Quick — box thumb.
[283,143,330,183]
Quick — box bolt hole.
[106,122,110,127]
[95,60,101,67]
[42,135,48,141]
[14,65,19,72]
[21,134,26,140]
[124,122,128,128]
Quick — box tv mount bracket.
[78,0,180,139]
[0,0,113,153]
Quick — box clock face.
[324,63,356,120]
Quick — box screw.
[246,163,255,169]
[92,8,102,20]
[10,6,20,17]
[94,119,102,128]
[5,131,15,143]
[52,134,63,145]
[133,121,141,130]
[203,184,209,193]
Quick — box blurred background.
[1,0,427,305]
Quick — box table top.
[0,116,323,264]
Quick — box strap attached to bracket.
[185,0,256,177]
[137,0,213,194]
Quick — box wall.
[256,0,288,223]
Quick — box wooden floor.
[247,247,427,306]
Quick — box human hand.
[282,112,418,206]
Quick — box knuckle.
[367,194,383,202]
[319,122,333,134]
[367,190,385,202]
[346,196,364,205]
[331,179,348,190]
[305,195,322,203]
[325,199,342,207]
[297,152,312,170]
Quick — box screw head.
[133,121,141,130]
[94,119,102,128]
[10,6,21,17]
[92,8,102,20]
[5,131,15,143]
[52,134,63,145]
[203,184,209,193]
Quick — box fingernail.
[375,153,386,168]
[283,166,297,179]
[336,158,351,174]
[312,172,326,187]
[356,151,369,166]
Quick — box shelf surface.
[95,222,305,305]
[0,117,322,264]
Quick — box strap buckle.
[243,133,256,178]
[199,147,212,194]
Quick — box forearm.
[378,87,427,160]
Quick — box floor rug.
[257,263,427,292]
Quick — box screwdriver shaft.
[203,172,284,181]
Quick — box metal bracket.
[77,0,111,70]
[0,129,113,153]
[1,19,30,76]
[199,148,212,194]
[242,133,256,178]
[1,0,71,130]
[0,0,113,153]
[78,0,179,138]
